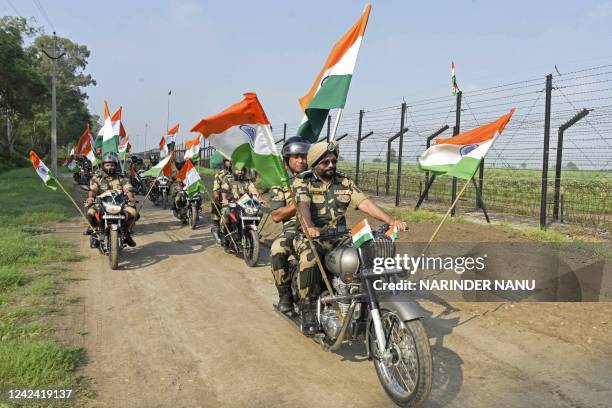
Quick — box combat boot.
[276,284,294,314]
[300,298,319,336]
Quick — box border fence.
[141,64,612,231]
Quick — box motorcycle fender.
[247,224,257,231]
[110,224,119,231]
[365,293,425,359]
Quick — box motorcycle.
[91,190,130,270]
[174,189,202,229]
[153,175,171,209]
[276,224,433,407]
[220,194,262,266]
[130,169,148,195]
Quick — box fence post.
[451,91,462,216]
[326,114,331,142]
[540,74,553,229]
[552,108,590,220]
[356,109,363,185]
[424,125,449,201]
[376,170,380,196]
[477,160,484,208]
[395,102,407,206]
[283,123,287,143]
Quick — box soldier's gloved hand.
[390,220,407,232]
[306,226,320,238]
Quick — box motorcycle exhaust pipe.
[321,299,358,352]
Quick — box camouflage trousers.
[270,231,297,287]
[86,204,138,230]
[292,234,339,299]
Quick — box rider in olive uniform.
[85,152,138,247]
[211,159,232,243]
[268,136,310,313]
[293,142,407,335]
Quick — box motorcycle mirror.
[79,184,90,192]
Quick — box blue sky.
[4,0,612,151]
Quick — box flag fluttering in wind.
[451,62,459,96]
[66,157,78,173]
[167,123,179,151]
[351,218,374,248]
[118,137,130,160]
[184,133,202,161]
[143,151,174,177]
[76,126,93,156]
[297,3,372,142]
[385,225,398,242]
[159,136,169,158]
[176,159,202,198]
[100,101,118,154]
[418,109,515,180]
[80,132,99,166]
[190,92,287,187]
[29,150,60,191]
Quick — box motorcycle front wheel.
[161,190,168,209]
[189,205,197,229]
[369,312,432,407]
[243,229,260,267]
[109,229,120,270]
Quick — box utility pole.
[41,33,65,174]
[144,123,148,153]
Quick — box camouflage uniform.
[293,172,368,299]
[222,175,258,200]
[268,177,299,287]
[212,169,230,221]
[86,173,138,229]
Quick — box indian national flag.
[351,219,374,249]
[29,150,60,191]
[76,126,93,156]
[118,137,130,160]
[176,159,202,198]
[297,3,372,142]
[184,133,201,161]
[143,151,174,177]
[80,134,99,166]
[418,109,515,180]
[67,157,78,173]
[159,136,169,158]
[167,123,179,150]
[190,92,287,187]
[100,101,118,154]
[385,225,398,242]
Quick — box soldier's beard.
[317,167,335,180]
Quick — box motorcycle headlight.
[245,207,259,216]
[102,202,122,214]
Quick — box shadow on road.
[120,236,216,270]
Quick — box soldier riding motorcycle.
[85,152,138,270]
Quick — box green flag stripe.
[418,156,482,180]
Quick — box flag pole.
[329,108,344,142]
[54,175,101,239]
[423,176,472,253]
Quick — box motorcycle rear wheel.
[243,229,260,267]
[109,229,120,270]
[369,312,432,407]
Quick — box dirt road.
[53,200,611,408]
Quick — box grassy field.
[338,162,612,230]
[0,168,85,405]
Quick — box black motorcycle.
[174,189,202,229]
[130,169,148,195]
[276,224,433,407]
[221,194,262,266]
[152,175,171,209]
[91,190,130,270]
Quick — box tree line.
[0,16,96,171]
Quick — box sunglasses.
[319,158,338,167]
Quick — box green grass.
[0,168,85,401]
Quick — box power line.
[32,0,56,33]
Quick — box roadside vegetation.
[0,168,85,404]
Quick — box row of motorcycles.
[81,159,432,407]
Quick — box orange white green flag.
[29,150,59,191]
[297,3,372,142]
[184,134,202,161]
[190,92,287,187]
[351,219,374,248]
[418,109,515,180]
[176,159,202,198]
[100,101,118,154]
